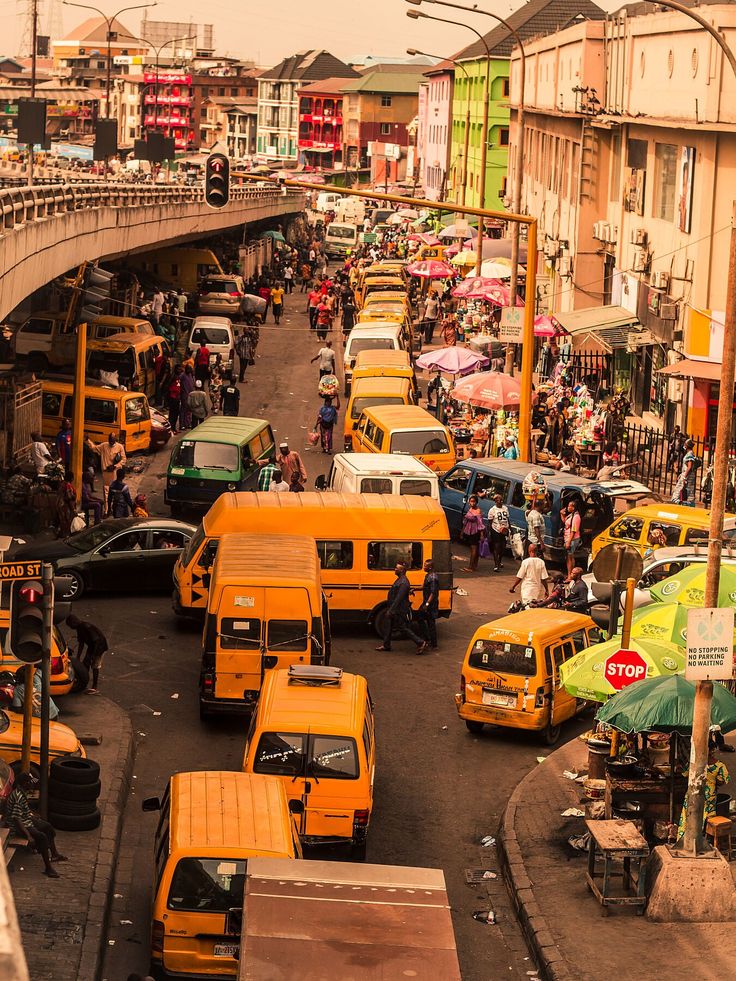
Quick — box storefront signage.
[686,608,734,681]
[499,306,523,343]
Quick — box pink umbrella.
[407,259,456,280]
[452,276,502,299]
[450,371,524,410]
[407,232,441,246]
[534,314,557,337]
[415,346,489,376]
[484,286,524,307]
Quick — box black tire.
[542,721,562,746]
[372,605,389,640]
[47,797,99,816]
[465,720,485,735]
[351,839,367,862]
[48,777,101,802]
[63,569,86,601]
[50,756,100,785]
[70,656,89,693]
[49,808,101,832]
[199,702,212,722]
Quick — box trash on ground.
[170,693,179,699]
[568,832,592,852]
[120,919,132,925]
[456,588,469,596]
[563,770,579,780]
[153,711,162,717]
[536,756,546,763]
[480,835,496,847]
[441,725,448,730]
[482,870,498,879]
[472,909,496,924]
[561,807,585,818]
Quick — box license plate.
[482,690,516,708]
[213,943,239,958]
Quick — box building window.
[654,143,678,222]
[380,123,391,136]
[381,94,392,107]
[610,129,621,202]
[502,78,510,98]
[499,126,509,147]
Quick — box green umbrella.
[649,565,736,608]
[261,230,286,242]
[631,601,736,647]
[559,637,684,702]
[595,675,736,734]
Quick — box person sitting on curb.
[5,771,67,877]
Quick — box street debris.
[568,832,592,852]
[171,693,179,699]
[456,588,469,596]
[480,835,496,847]
[472,909,497,924]
[561,807,585,818]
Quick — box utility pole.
[27,0,38,187]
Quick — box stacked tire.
[48,756,101,832]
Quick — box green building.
[449,0,605,210]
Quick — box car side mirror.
[99,547,109,557]
[142,796,161,812]
[288,799,305,815]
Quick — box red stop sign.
[604,648,648,691]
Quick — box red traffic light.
[19,582,43,603]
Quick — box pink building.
[419,61,454,201]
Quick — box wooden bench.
[585,819,649,914]
[0,825,30,866]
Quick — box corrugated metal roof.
[261,50,360,82]
[340,67,425,95]
[454,0,606,61]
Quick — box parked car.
[197,275,246,318]
[13,518,196,599]
[187,317,236,373]
[0,710,84,773]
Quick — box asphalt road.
[87,296,578,980]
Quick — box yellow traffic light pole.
[237,173,538,461]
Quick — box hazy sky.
[9,0,530,66]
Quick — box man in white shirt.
[509,544,549,605]
[270,476,290,492]
[526,500,546,557]
[31,431,52,475]
[487,493,510,573]
[423,292,440,343]
[310,340,336,379]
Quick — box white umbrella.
[397,208,419,219]
[439,224,478,240]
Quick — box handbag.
[510,531,524,560]
[478,538,491,560]
[308,430,320,446]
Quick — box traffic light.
[205,152,230,209]
[8,579,45,664]
[77,263,114,325]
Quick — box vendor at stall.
[677,740,729,838]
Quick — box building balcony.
[143,94,191,107]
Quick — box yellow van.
[591,503,736,559]
[357,275,406,309]
[86,332,167,400]
[351,349,419,397]
[200,534,330,718]
[41,380,157,454]
[127,246,224,292]
[242,665,375,859]
[455,610,601,745]
[352,404,456,474]
[144,770,300,979]
[344,375,415,451]
[172,492,453,634]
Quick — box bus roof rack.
[287,664,343,686]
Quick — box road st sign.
[604,648,648,691]
[686,607,734,681]
[0,560,42,581]
[499,306,523,343]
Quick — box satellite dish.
[591,543,644,585]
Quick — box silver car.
[197,274,246,317]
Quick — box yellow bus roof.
[213,534,320,588]
[350,375,412,396]
[203,492,448,540]
[168,771,293,855]
[354,349,412,369]
[257,668,367,735]
[42,379,147,401]
[612,503,733,527]
[471,610,595,646]
[359,404,448,430]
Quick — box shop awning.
[554,305,642,352]
[657,359,722,381]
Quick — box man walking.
[316,397,338,454]
[276,440,307,484]
[526,499,546,557]
[188,379,209,427]
[423,290,440,344]
[222,376,240,417]
[283,263,294,293]
[311,339,336,378]
[66,613,108,693]
[307,285,321,330]
[86,431,126,506]
[194,340,211,386]
[509,543,549,606]
[271,282,285,324]
[375,562,428,655]
[236,330,251,383]
[487,493,510,572]
[316,297,331,341]
[417,558,440,650]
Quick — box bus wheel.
[372,606,389,640]
[542,721,561,746]
[465,720,484,735]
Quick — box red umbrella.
[407,259,456,279]
[450,371,525,410]
[484,285,524,307]
[407,232,441,246]
[452,276,503,299]
[534,314,557,337]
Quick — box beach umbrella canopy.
[450,249,478,266]
[439,224,478,240]
[261,230,285,242]
[630,603,691,647]
[485,285,524,307]
[475,238,529,263]
[406,259,456,279]
[649,565,736,608]
[397,208,419,219]
[558,637,685,702]
[452,276,503,299]
[450,371,523,410]
[467,260,513,280]
[408,232,441,246]
[534,314,557,337]
[595,675,736,734]
[415,346,488,375]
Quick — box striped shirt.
[258,463,280,492]
[5,788,33,829]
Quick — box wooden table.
[585,819,649,914]
[605,773,687,828]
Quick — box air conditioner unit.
[660,302,678,321]
[593,220,606,241]
[606,225,618,244]
[558,255,572,278]
[543,238,559,258]
[651,271,670,290]
[632,251,647,272]
[631,228,647,246]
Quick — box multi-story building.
[51,16,148,97]
[341,65,424,184]
[418,61,454,201]
[257,50,359,164]
[225,101,258,158]
[0,82,100,139]
[449,0,605,209]
[139,14,215,58]
[191,65,259,150]
[142,69,194,150]
[509,4,736,433]
[297,77,354,170]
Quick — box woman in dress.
[461,494,485,573]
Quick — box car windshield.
[391,430,449,455]
[191,327,230,345]
[66,523,121,552]
[349,338,394,357]
[202,280,239,294]
[171,440,239,472]
[327,226,356,239]
[253,732,358,780]
[468,638,537,676]
[168,857,246,913]
[351,395,404,419]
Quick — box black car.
[13,518,196,599]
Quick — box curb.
[497,750,574,981]
[76,709,136,981]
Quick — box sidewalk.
[8,695,135,981]
[498,737,736,981]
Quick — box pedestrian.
[564,567,589,612]
[151,288,165,330]
[487,493,510,572]
[300,261,312,292]
[179,365,195,430]
[188,379,209,426]
[55,418,72,471]
[222,376,240,417]
[307,285,321,330]
[66,613,108,693]
[289,471,304,492]
[311,339,336,379]
[5,772,67,877]
[678,739,729,838]
[258,454,281,491]
[86,432,126,506]
[81,467,104,525]
[316,298,331,341]
[423,290,440,344]
[133,493,149,517]
[194,340,211,385]
[235,329,251,383]
[375,562,428,655]
[499,436,519,460]
[671,438,699,507]
[416,558,440,650]
[316,397,338,454]
[666,425,687,471]
[341,294,356,340]
[509,543,549,606]
[107,467,134,518]
[526,498,546,557]
[270,473,290,492]
[13,664,59,719]
[31,431,52,475]
[461,495,485,573]
[276,440,307,484]
[283,263,294,293]
[562,500,583,576]
[271,282,285,323]
[167,367,182,433]
[209,367,223,414]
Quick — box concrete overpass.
[0,182,306,321]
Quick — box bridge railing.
[0,182,305,234]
